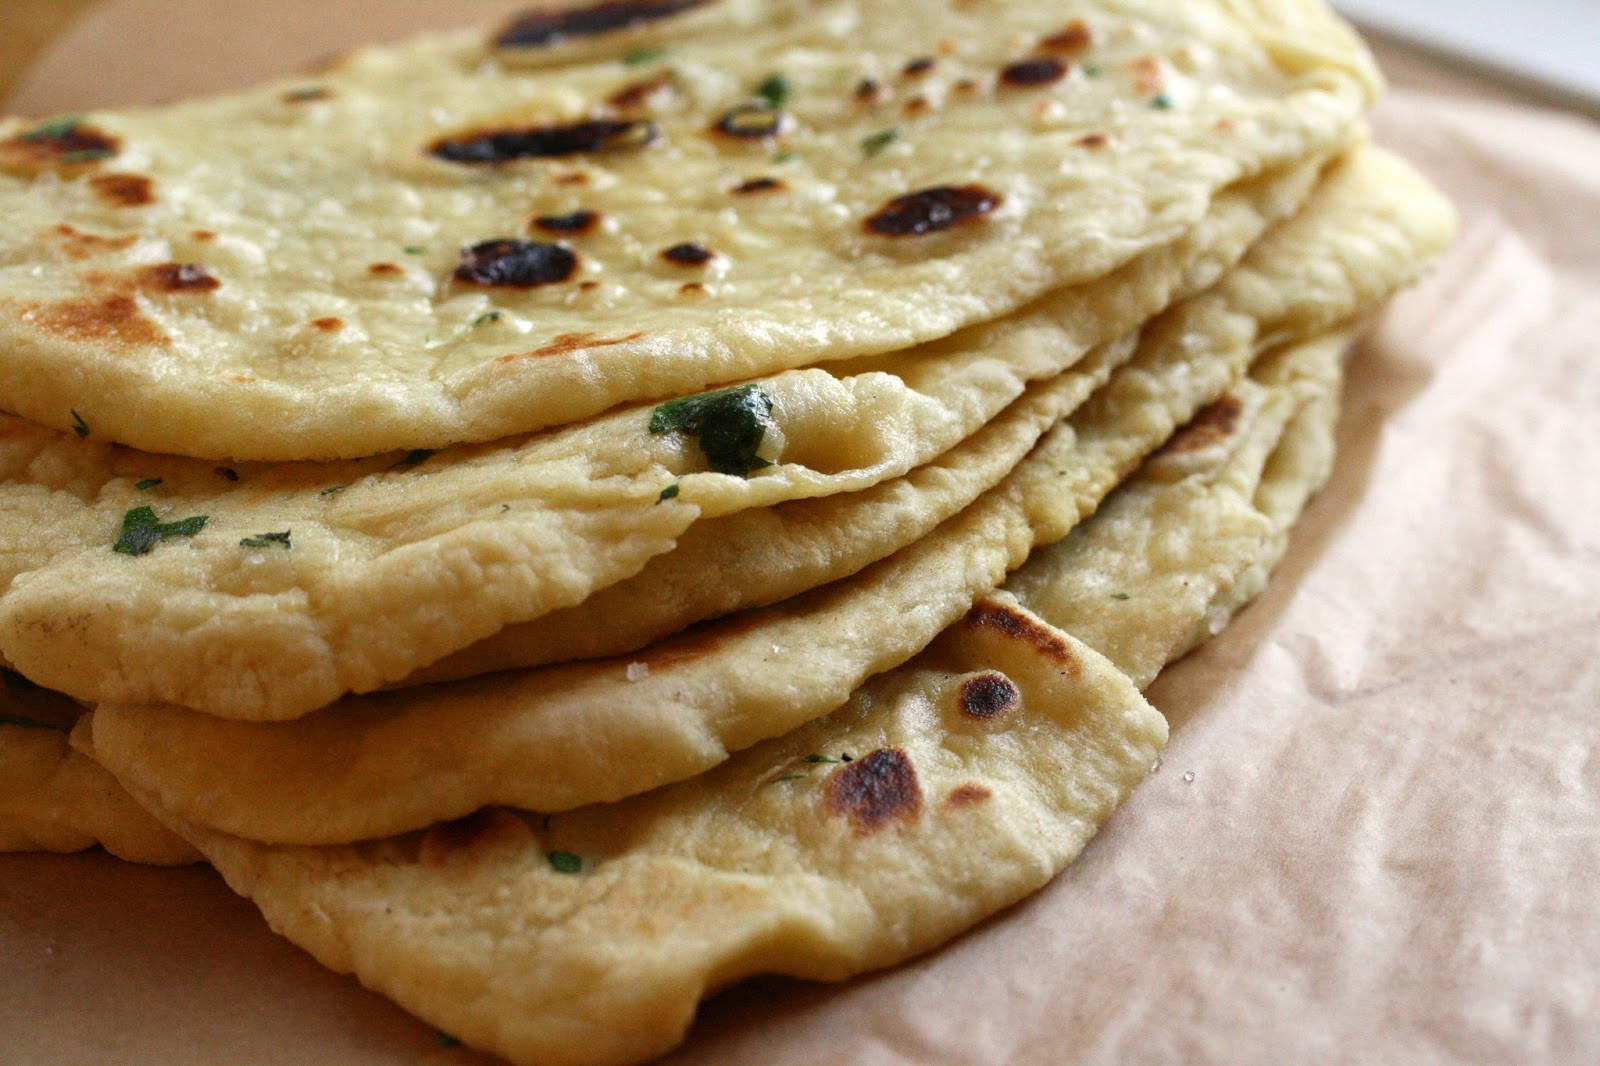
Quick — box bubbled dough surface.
[0,0,1375,460]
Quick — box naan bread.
[0,670,193,864]
[0,436,699,722]
[0,160,1322,723]
[119,598,1169,1066]
[1171,387,1340,667]
[81,144,1456,846]
[1179,342,1345,657]
[1012,328,1347,686]
[0,0,1375,459]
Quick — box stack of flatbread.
[0,0,1453,1062]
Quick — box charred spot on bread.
[453,240,579,288]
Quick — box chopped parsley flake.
[135,478,163,491]
[403,245,427,255]
[770,752,852,785]
[755,73,791,109]
[22,116,82,141]
[548,850,583,874]
[240,530,292,550]
[772,151,796,164]
[319,485,346,497]
[473,310,502,327]
[70,409,89,439]
[500,503,511,513]
[1111,592,1131,600]
[1081,62,1102,78]
[393,449,435,469]
[649,384,776,478]
[657,483,680,503]
[1150,93,1174,110]
[113,506,208,556]
[623,46,669,66]
[861,128,900,157]
[60,148,115,164]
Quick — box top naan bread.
[0,0,1375,459]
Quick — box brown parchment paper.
[3,6,1600,1063]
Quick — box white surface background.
[1337,0,1600,108]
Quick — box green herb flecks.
[861,128,900,157]
[135,478,163,491]
[772,151,796,164]
[1150,93,1174,110]
[0,714,59,731]
[755,73,791,109]
[623,46,670,66]
[649,384,776,478]
[21,116,82,141]
[436,1031,463,1048]
[1081,62,1102,78]
[240,530,292,550]
[112,506,207,556]
[657,483,680,503]
[319,485,346,497]
[1111,592,1131,600]
[548,850,583,874]
[649,386,776,477]
[473,310,502,328]
[70,409,90,439]
[403,245,427,255]
[392,449,435,469]
[769,752,853,786]
[60,148,115,164]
